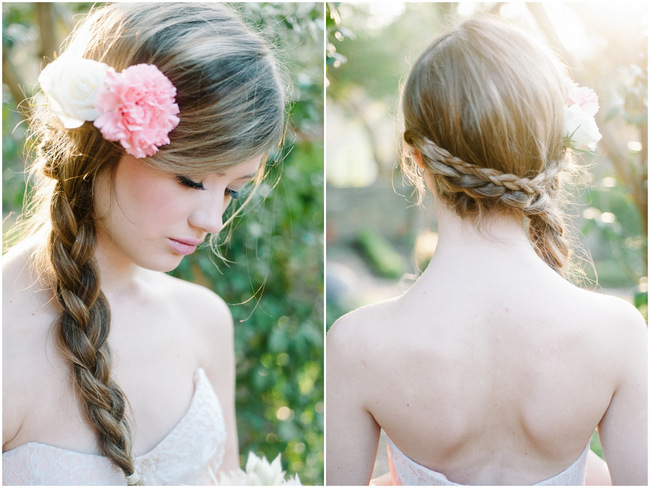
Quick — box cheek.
[121,183,186,226]
[107,167,185,229]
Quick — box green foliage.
[357,227,407,279]
[606,62,648,126]
[326,3,354,69]
[171,4,324,484]
[590,431,604,460]
[174,140,324,484]
[582,181,646,287]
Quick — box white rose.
[215,452,301,485]
[38,54,109,128]
[244,452,286,485]
[563,104,602,152]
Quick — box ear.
[410,147,425,169]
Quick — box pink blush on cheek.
[108,156,188,239]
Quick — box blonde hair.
[11,3,286,484]
[401,17,575,274]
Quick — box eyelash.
[176,175,204,190]
[176,175,243,200]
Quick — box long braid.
[46,160,140,484]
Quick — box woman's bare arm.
[326,315,381,485]
[598,303,647,485]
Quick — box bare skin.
[2,154,262,476]
[2,239,239,475]
[327,181,647,485]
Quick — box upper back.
[329,256,641,484]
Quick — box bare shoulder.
[571,286,647,376]
[329,299,394,339]
[2,242,58,447]
[157,274,231,320]
[2,241,57,345]
[574,286,646,336]
[143,271,234,369]
[327,298,398,365]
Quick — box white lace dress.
[387,436,589,486]
[2,368,226,485]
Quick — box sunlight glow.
[627,141,643,152]
[276,406,292,421]
[602,177,617,188]
[367,2,406,30]
[601,212,616,224]
[543,3,597,60]
[457,2,477,17]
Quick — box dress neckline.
[2,367,211,462]
[387,436,590,485]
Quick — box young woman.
[326,17,647,486]
[3,3,285,485]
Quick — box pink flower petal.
[93,64,180,158]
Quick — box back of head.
[402,17,574,273]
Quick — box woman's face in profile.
[93,153,262,272]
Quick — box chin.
[135,255,184,273]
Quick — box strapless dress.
[388,436,589,486]
[2,368,225,486]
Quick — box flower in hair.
[563,82,602,152]
[94,64,180,158]
[38,53,109,129]
[38,55,180,158]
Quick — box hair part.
[401,16,582,276]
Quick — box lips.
[169,238,202,256]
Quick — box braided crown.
[407,130,564,215]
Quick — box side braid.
[48,173,140,485]
[407,131,571,273]
[522,189,571,274]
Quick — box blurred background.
[326,1,647,477]
[2,2,324,484]
[327,1,647,322]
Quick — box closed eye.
[176,175,205,190]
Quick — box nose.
[188,194,227,235]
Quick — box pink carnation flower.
[94,64,180,158]
[565,81,599,117]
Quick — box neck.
[427,203,544,273]
[93,231,142,296]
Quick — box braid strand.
[406,131,571,273]
[48,178,141,484]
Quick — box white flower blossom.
[38,53,109,128]
[563,103,602,152]
[215,452,301,486]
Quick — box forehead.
[147,153,265,180]
[216,155,264,179]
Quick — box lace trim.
[2,368,226,485]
